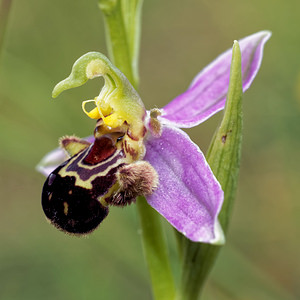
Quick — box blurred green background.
[0,0,299,299]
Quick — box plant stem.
[137,197,176,300]
[99,0,142,88]
[98,1,176,299]
[120,0,142,87]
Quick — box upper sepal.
[144,125,225,244]
[160,31,271,128]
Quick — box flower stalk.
[98,1,176,299]
[98,0,142,88]
[137,196,176,300]
[177,41,243,300]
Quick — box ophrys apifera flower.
[38,31,270,244]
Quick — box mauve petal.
[144,126,224,244]
[36,136,95,177]
[36,147,68,177]
[160,31,271,128]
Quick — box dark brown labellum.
[41,129,158,235]
[42,159,109,235]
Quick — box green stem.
[98,0,141,88]
[177,41,243,300]
[120,0,142,87]
[137,197,176,300]
[98,1,176,299]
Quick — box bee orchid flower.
[37,31,270,244]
